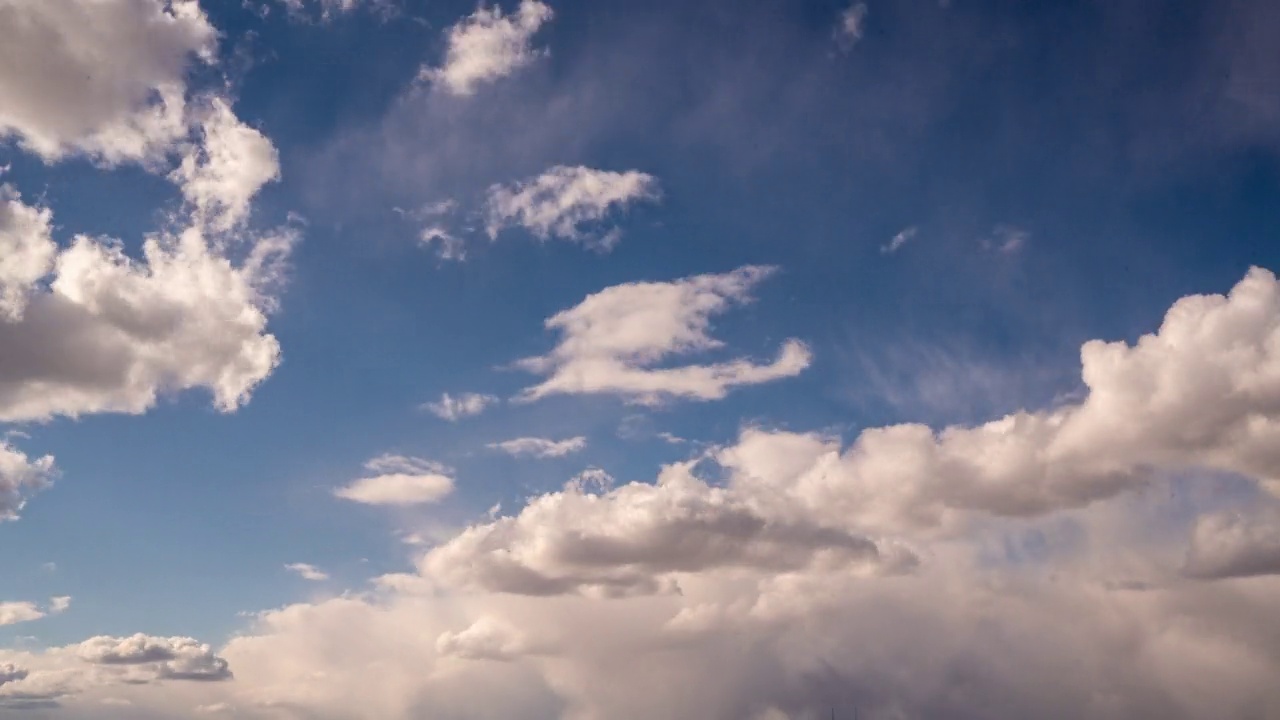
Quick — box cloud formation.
[334,454,455,506]
[422,392,498,421]
[424,0,554,96]
[284,563,330,582]
[515,266,812,404]
[1184,507,1280,580]
[0,440,56,521]
[171,98,281,231]
[487,436,586,458]
[0,0,216,165]
[485,165,660,248]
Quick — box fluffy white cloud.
[424,0,554,96]
[514,266,812,404]
[421,392,498,421]
[0,603,44,627]
[487,436,586,458]
[0,0,216,165]
[77,634,230,682]
[334,454,455,506]
[1184,507,1280,580]
[171,98,281,231]
[0,441,56,521]
[485,165,659,247]
[284,563,330,582]
[0,185,56,320]
[435,617,535,662]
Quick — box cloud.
[880,225,917,254]
[487,436,586,458]
[0,440,56,521]
[0,185,56,320]
[0,664,26,686]
[1184,507,1280,580]
[424,0,554,96]
[171,98,281,231]
[284,563,330,582]
[435,617,535,662]
[484,165,660,247]
[0,603,44,627]
[983,223,1029,254]
[419,226,467,261]
[514,266,812,405]
[77,634,231,681]
[0,0,216,165]
[421,392,498,421]
[422,460,913,597]
[334,454,455,506]
[0,185,293,422]
[836,2,868,49]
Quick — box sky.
[0,0,1279,717]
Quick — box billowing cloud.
[0,185,56,320]
[424,0,554,96]
[0,187,293,421]
[484,165,660,247]
[1184,507,1280,580]
[334,454,455,506]
[0,603,44,627]
[77,634,230,682]
[284,563,330,582]
[0,440,56,521]
[171,98,281,231]
[487,436,586,458]
[0,0,216,165]
[421,392,498,421]
[514,266,812,404]
[435,617,535,662]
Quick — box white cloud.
[421,392,498,421]
[77,634,231,681]
[514,266,812,404]
[0,0,216,165]
[284,563,330,582]
[0,185,293,422]
[837,2,868,49]
[487,436,586,458]
[48,597,71,615]
[1184,507,1280,580]
[419,226,467,261]
[334,454,455,506]
[435,617,534,662]
[0,603,44,627]
[0,185,56,320]
[171,98,281,231]
[424,0,554,96]
[880,225,917,254]
[485,165,660,247]
[0,441,56,521]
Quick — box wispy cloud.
[423,0,554,96]
[488,436,587,458]
[421,392,498,421]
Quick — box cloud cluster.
[171,98,281,231]
[0,440,56,520]
[424,0,554,96]
[0,0,216,165]
[515,265,812,404]
[1184,507,1280,580]
[334,454,456,506]
[484,165,660,248]
[488,436,586,458]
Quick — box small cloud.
[567,467,614,493]
[334,454,455,506]
[982,224,1029,254]
[421,392,499,421]
[284,563,330,582]
[488,436,587,459]
[485,165,660,249]
[423,0,554,96]
[836,2,869,50]
[881,225,918,254]
[657,432,689,445]
[48,596,71,614]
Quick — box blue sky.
[1,0,1280,717]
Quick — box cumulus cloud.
[421,392,498,421]
[1184,507,1280,580]
[435,617,535,662]
[0,185,56,320]
[77,634,231,682]
[0,440,56,521]
[171,98,281,231]
[514,266,812,404]
[334,454,455,506]
[484,165,660,248]
[0,603,44,627]
[284,563,330,582]
[0,0,216,165]
[487,436,586,458]
[424,0,554,96]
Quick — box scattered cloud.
[77,634,231,681]
[880,225,917,254]
[419,226,467,261]
[484,165,659,248]
[0,603,44,627]
[334,454,455,506]
[0,0,216,165]
[0,440,56,521]
[284,563,330,582]
[47,597,70,615]
[424,0,554,96]
[836,2,869,49]
[488,436,586,458]
[514,265,812,405]
[421,392,498,421]
[0,185,56,321]
[983,223,1029,254]
[171,98,281,231]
